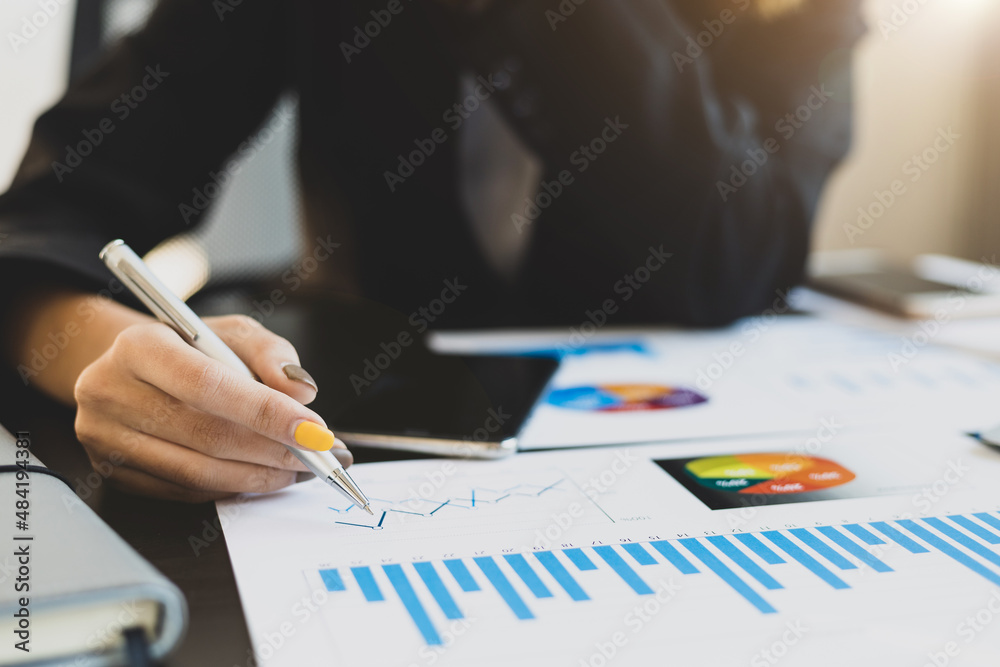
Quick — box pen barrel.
[101,239,370,509]
[100,240,252,377]
[292,449,369,507]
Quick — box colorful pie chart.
[546,384,708,412]
[683,453,855,494]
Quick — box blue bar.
[762,531,849,590]
[444,559,480,592]
[974,513,1000,533]
[789,528,857,571]
[923,518,1000,568]
[816,527,893,573]
[621,543,657,566]
[707,536,783,590]
[870,521,929,554]
[734,534,785,565]
[382,564,442,646]
[897,521,1000,587]
[679,539,776,614]
[830,373,861,393]
[319,569,345,592]
[413,562,463,619]
[649,540,700,574]
[350,566,384,601]
[534,552,589,601]
[474,557,534,620]
[563,548,598,571]
[504,554,553,599]
[593,546,654,595]
[843,524,885,546]
[957,515,1000,544]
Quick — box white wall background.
[0,0,75,189]
[0,0,303,296]
[812,0,1000,261]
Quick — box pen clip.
[118,262,200,341]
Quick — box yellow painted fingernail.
[294,421,335,451]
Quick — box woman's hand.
[72,314,351,502]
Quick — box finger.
[331,439,354,468]
[133,394,352,469]
[117,323,338,452]
[109,466,233,503]
[94,421,299,494]
[103,379,311,472]
[207,315,318,405]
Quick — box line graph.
[330,479,569,530]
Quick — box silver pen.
[100,239,373,513]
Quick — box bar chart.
[223,432,1000,666]
[314,512,1000,646]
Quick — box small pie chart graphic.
[546,384,708,412]
[683,454,855,495]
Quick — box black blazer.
[0,0,865,329]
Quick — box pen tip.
[364,504,374,516]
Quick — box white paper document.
[220,428,1000,666]
[431,317,1000,449]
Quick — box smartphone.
[810,268,1000,319]
[259,298,559,458]
[322,353,557,458]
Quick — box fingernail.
[294,421,335,451]
[282,363,318,392]
[331,448,354,468]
